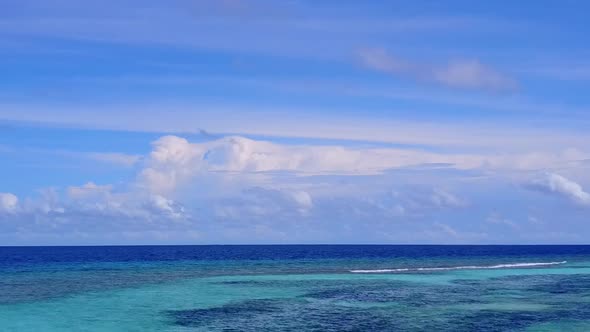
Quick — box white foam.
[349,261,567,273]
[350,268,411,273]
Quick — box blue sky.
[1,0,590,245]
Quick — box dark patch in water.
[167,299,281,327]
[166,298,405,331]
[533,275,590,294]
[451,311,544,332]
[303,282,479,307]
[168,299,590,331]
[165,274,590,331]
[448,306,590,332]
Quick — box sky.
[1,0,590,245]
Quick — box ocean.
[1,245,590,331]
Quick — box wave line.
[349,261,567,273]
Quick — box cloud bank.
[2,133,589,245]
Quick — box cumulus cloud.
[148,195,187,220]
[134,135,487,194]
[0,193,19,213]
[139,136,204,194]
[3,133,587,244]
[65,182,188,221]
[2,136,583,226]
[134,134,590,198]
[524,173,590,206]
[0,182,189,235]
[359,48,517,91]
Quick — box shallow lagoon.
[1,245,590,331]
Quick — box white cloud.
[1,134,584,244]
[524,173,590,206]
[0,182,189,230]
[137,134,588,196]
[140,134,489,195]
[148,195,186,220]
[139,135,204,195]
[66,182,187,220]
[2,134,588,244]
[0,193,19,213]
[149,136,203,165]
[359,48,517,91]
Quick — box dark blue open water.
[1,245,590,331]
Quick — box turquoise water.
[1,245,590,331]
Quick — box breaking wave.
[349,261,567,273]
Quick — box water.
[1,245,590,331]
